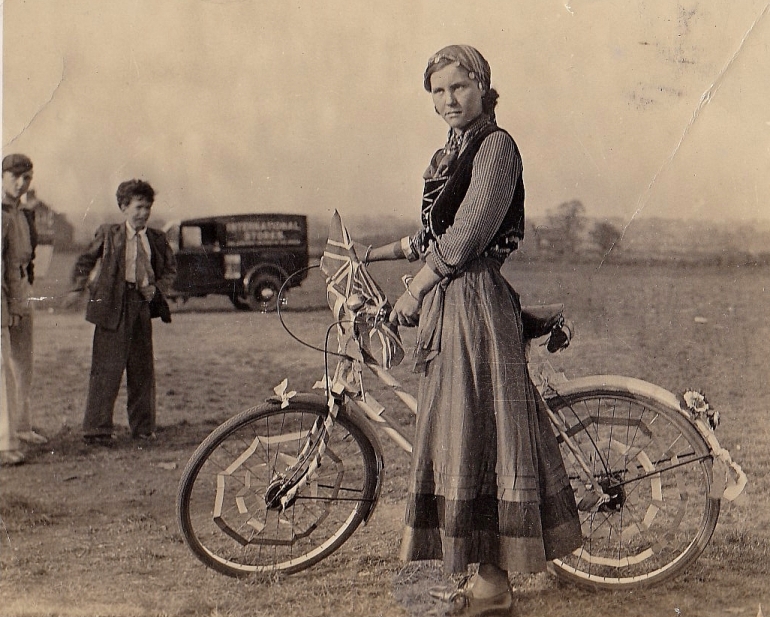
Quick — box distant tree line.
[25,190,76,250]
[34,197,770,268]
[529,200,623,258]
[518,199,770,267]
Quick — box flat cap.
[2,153,33,174]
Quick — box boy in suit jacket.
[68,180,176,444]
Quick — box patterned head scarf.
[423,45,491,93]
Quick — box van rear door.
[173,221,226,296]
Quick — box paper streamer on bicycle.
[275,385,341,512]
[277,212,407,511]
[694,418,748,502]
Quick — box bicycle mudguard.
[268,391,386,524]
[543,374,686,419]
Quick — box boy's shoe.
[83,434,116,446]
[17,430,48,445]
[0,450,26,466]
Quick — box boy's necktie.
[135,235,156,301]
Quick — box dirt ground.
[1,257,769,617]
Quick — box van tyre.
[246,273,283,312]
[229,294,251,311]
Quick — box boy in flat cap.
[68,179,176,444]
[1,154,48,453]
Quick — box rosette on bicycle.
[320,211,404,369]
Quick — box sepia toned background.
[2,3,770,617]
[3,1,769,244]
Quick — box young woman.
[365,45,582,616]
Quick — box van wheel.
[230,295,251,311]
[246,274,284,312]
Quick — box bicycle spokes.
[548,389,719,588]
[178,403,378,576]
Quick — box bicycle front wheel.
[545,377,720,590]
[177,398,380,577]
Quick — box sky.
[2,1,769,242]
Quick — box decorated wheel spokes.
[567,437,694,567]
[211,428,349,547]
[557,395,714,580]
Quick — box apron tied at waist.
[413,277,449,373]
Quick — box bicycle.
[177,211,747,590]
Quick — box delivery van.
[165,213,309,311]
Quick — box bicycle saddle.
[521,303,564,339]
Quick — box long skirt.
[400,258,582,574]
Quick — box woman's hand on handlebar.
[390,290,421,327]
[389,264,443,327]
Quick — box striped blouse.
[409,119,523,278]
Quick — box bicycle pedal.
[577,490,607,512]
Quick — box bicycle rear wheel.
[545,377,720,589]
[177,398,379,577]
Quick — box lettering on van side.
[225,220,304,247]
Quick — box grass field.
[1,252,768,617]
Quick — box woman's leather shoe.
[444,586,513,616]
[429,575,472,602]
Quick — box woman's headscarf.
[423,45,491,93]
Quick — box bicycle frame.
[284,212,610,517]
[177,211,749,586]
[313,328,620,513]
[270,211,744,521]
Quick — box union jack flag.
[320,211,404,369]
